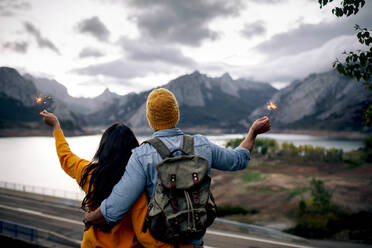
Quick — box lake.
[0,133,364,198]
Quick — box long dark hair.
[80,122,139,211]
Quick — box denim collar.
[151,128,184,138]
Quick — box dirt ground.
[210,159,372,230]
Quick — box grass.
[243,172,264,183]
[287,187,308,200]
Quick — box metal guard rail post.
[0,219,38,242]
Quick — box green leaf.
[337,8,344,16]
[360,53,367,66]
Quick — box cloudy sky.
[0,0,371,97]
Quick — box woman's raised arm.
[40,110,89,188]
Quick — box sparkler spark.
[267,101,278,111]
[35,95,52,104]
[35,97,43,104]
[35,95,52,111]
[264,101,278,118]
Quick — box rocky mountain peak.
[103,88,111,94]
[96,88,120,102]
[250,70,372,131]
[0,67,38,106]
[220,72,233,82]
[24,74,69,101]
[190,70,201,76]
[0,67,17,74]
[100,88,114,97]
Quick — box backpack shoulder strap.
[144,137,171,159]
[182,135,194,155]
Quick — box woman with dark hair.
[40,110,176,248]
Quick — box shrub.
[364,136,372,149]
[288,187,308,200]
[343,150,367,168]
[287,211,372,243]
[225,137,347,164]
[310,178,333,213]
[325,148,344,163]
[298,200,307,214]
[363,136,372,162]
[225,137,244,149]
[285,178,372,242]
[225,137,279,156]
[280,142,298,157]
[342,136,372,167]
[286,213,337,239]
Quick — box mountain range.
[85,71,278,133]
[24,74,121,115]
[0,66,371,136]
[0,67,84,136]
[250,71,372,132]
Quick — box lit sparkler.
[265,101,278,118]
[35,96,43,104]
[35,95,52,110]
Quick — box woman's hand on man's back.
[40,110,61,130]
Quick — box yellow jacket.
[54,129,189,248]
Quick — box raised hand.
[251,116,271,135]
[40,110,61,130]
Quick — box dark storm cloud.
[118,37,196,66]
[76,16,110,42]
[241,20,266,39]
[3,41,28,53]
[23,22,60,54]
[79,47,104,58]
[126,0,244,46]
[0,0,31,16]
[255,4,372,57]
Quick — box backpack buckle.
[192,172,199,184]
[170,174,176,186]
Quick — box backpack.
[142,135,217,244]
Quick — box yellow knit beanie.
[146,88,180,130]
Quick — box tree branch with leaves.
[318,0,371,126]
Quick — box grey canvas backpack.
[142,135,217,244]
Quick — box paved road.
[0,190,370,248]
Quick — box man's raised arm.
[211,117,271,171]
[239,116,271,153]
[84,154,146,227]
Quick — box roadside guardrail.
[0,181,84,201]
[0,219,38,243]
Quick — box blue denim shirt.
[100,128,250,245]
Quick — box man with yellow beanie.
[84,88,271,246]
[146,88,180,131]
